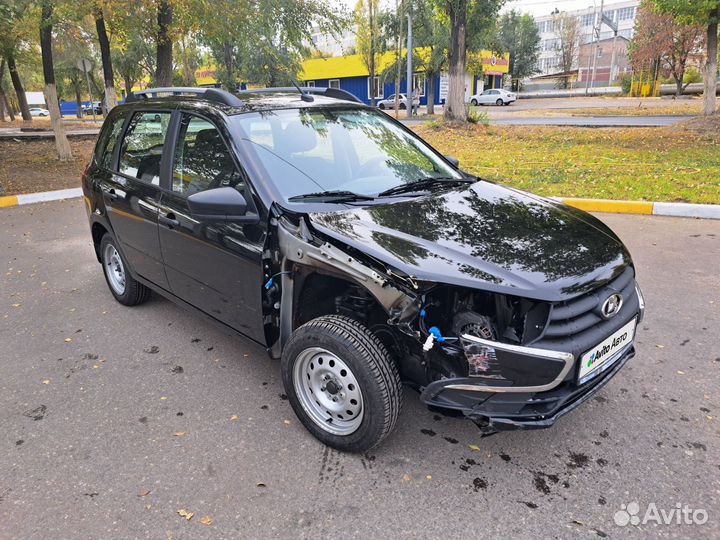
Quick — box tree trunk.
[6,55,32,122]
[426,71,435,115]
[40,0,72,160]
[0,60,15,121]
[0,60,9,121]
[393,0,403,116]
[703,12,718,116]
[95,9,117,109]
[445,0,468,122]
[73,82,83,119]
[124,76,133,99]
[674,75,683,96]
[155,0,173,87]
[222,41,235,90]
[368,0,376,107]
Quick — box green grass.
[413,123,720,204]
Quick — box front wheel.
[281,315,402,452]
[378,103,385,109]
[471,99,478,106]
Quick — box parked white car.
[29,107,50,117]
[469,88,516,106]
[376,93,420,110]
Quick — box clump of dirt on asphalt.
[0,138,94,196]
[676,114,720,138]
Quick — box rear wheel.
[282,315,402,452]
[100,233,151,306]
[496,98,503,106]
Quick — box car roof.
[122,87,365,116]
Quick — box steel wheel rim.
[292,347,364,436]
[103,243,126,295]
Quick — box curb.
[558,198,720,220]
[0,188,83,208]
[0,188,718,220]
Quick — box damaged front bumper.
[420,339,636,434]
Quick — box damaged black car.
[82,87,645,452]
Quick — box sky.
[333,0,608,17]
[501,0,604,16]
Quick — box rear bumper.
[420,344,635,432]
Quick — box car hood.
[307,181,632,302]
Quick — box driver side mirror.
[187,187,258,223]
[444,155,460,168]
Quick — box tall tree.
[356,0,381,106]
[495,10,540,91]
[40,0,72,160]
[0,1,33,121]
[440,0,503,122]
[553,11,580,89]
[94,4,117,109]
[630,1,705,96]
[651,0,719,115]
[155,0,173,86]
[0,60,15,121]
[411,0,449,115]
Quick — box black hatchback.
[82,87,644,452]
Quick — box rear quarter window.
[94,112,126,170]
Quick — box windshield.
[234,107,463,202]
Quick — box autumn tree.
[630,1,705,96]
[93,2,117,108]
[552,11,580,89]
[494,10,541,91]
[0,0,34,121]
[40,0,72,160]
[651,0,719,115]
[356,0,382,106]
[440,0,503,122]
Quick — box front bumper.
[420,344,635,432]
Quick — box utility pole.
[406,10,413,118]
[589,0,604,90]
[584,4,597,94]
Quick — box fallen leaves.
[177,509,194,521]
[255,482,266,488]
[468,444,481,451]
[64,338,72,343]
[137,490,151,497]
[230,415,239,422]
[42,379,50,385]
[11,303,21,308]
[199,515,213,526]
[174,431,186,437]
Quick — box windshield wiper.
[287,190,376,203]
[378,177,474,198]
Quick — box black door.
[102,110,174,289]
[158,112,266,342]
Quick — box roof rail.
[127,87,244,107]
[239,87,363,104]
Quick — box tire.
[379,103,385,109]
[281,315,402,452]
[471,99,478,106]
[100,233,151,306]
[496,98,503,106]
[399,103,407,110]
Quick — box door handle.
[159,213,180,228]
[104,188,119,201]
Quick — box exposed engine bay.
[262,212,553,391]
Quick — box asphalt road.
[1,200,718,540]
[488,115,692,127]
[400,115,691,128]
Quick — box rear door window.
[118,112,172,185]
[95,112,126,170]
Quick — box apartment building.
[534,0,639,80]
